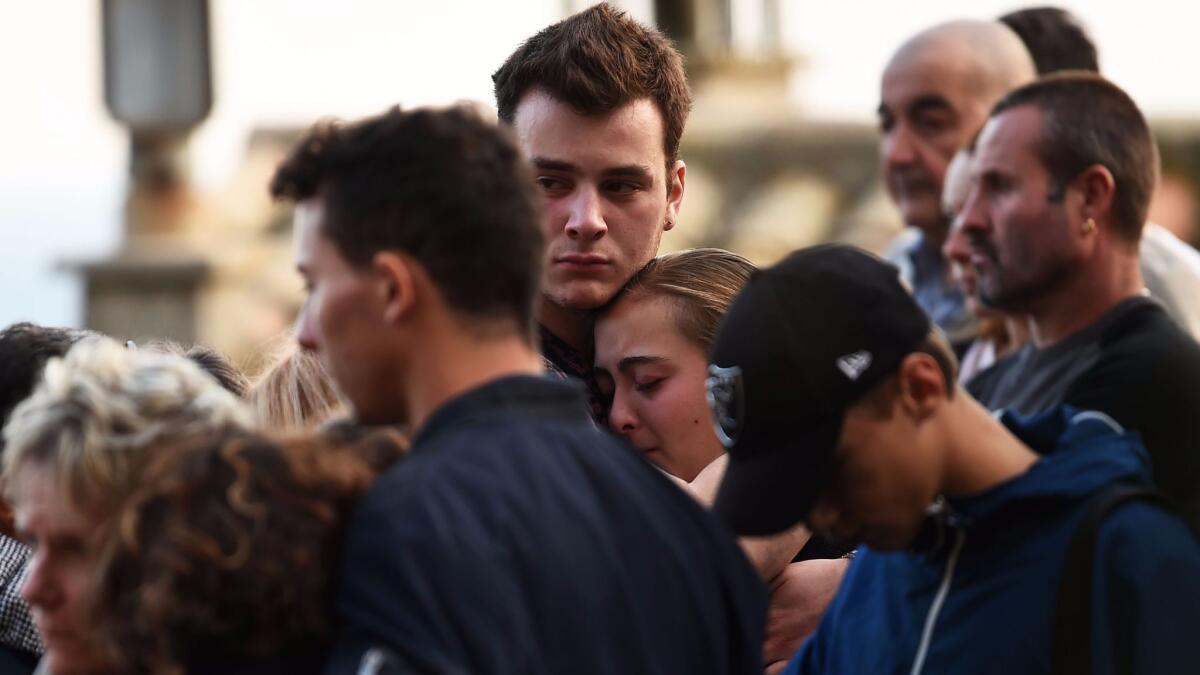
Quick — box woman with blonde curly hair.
[2,338,252,675]
[91,428,407,674]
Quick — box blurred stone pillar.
[75,0,213,343]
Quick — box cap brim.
[712,419,840,537]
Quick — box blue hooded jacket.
[786,407,1200,675]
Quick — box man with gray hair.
[879,20,1036,347]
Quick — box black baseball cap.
[707,244,931,536]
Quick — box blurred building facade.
[77,0,1200,369]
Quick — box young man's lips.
[555,254,612,270]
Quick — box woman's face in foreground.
[13,465,112,675]
[595,295,725,482]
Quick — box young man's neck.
[404,324,544,434]
[939,392,1038,497]
[1026,251,1144,348]
[538,295,594,358]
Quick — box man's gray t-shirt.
[967,296,1200,525]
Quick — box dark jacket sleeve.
[324,463,524,675]
[1092,502,1200,675]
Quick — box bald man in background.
[879,21,1036,347]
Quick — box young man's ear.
[372,251,418,324]
[664,160,686,232]
[895,353,947,420]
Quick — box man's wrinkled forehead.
[881,41,982,114]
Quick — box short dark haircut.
[270,105,544,337]
[0,322,95,441]
[147,340,249,397]
[999,7,1100,75]
[991,73,1158,243]
[492,2,692,174]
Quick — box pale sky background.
[2,0,1198,328]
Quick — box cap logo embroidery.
[837,351,872,381]
[705,364,744,448]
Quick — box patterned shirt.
[0,535,42,655]
[884,228,977,346]
[539,325,607,425]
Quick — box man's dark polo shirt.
[325,375,767,675]
[968,296,1200,525]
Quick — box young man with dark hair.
[493,8,847,666]
[962,73,1200,525]
[492,2,690,420]
[707,244,1200,674]
[273,104,766,675]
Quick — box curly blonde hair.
[92,428,407,673]
[1,337,253,512]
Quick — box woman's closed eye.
[634,377,665,394]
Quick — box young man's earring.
[1082,217,1097,234]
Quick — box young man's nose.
[294,304,319,352]
[564,188,607,241]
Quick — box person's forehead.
[12,466,91,534]
[595,295,685,364]
[292,198,351,271]
[881,44,981,112]
[512,89,667,168]
[974,106,1043,170]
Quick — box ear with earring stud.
[1082,217,1097,234]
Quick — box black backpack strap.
[1050,485,1176,675]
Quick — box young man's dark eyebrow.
[531,157,576,173]
[617,355,664,372]
[603,165,655,181]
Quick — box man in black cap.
[707,244,1200,674]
